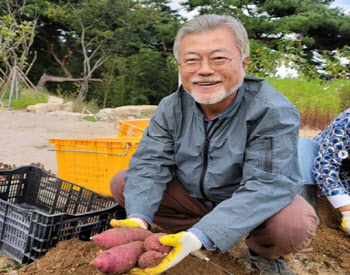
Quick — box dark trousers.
[110,170,319,259]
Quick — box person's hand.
[341,211,350,234]
[110,217,148,229]
[130,231,202,275]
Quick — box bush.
[72,98,100,114]
[2,88,49,109]
[267,77,348,129]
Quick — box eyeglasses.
[179,55,241,73]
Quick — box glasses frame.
[179,54,241,73]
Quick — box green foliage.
[82,116,101,122]
[319,45,350,79]
[0,13,36,71]
[247,38,324,80]
[91,48,178,107]
[247,40,283,77]
[1,0,348,130]
[183,0,350,48]
[52,85,101,113]
[19,0,182,102]
[276,39,319,79]
[267,77,349,129]
[72,98,100,114]
[182,0,350,73]
[3,89,49,109]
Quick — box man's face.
[178,27,249,105]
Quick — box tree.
[27,0,132,101]
[182,1,349,48]
[2,0,181,106]
[0,0,39,106]
[91,1,181,107]
[181,0,350,77]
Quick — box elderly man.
[110,14,318,275]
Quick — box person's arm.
[339,205,350,212]
[122,97,176,221]
[312,116,350,207]
[312,110,350,234]
[194,99,303,252]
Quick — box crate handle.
[114,123,143,137]
[48,143,130,156]
[13,207,34,217]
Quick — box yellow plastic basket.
[48,137,141,196]
[115,119,150,138]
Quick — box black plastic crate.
[0,165,125,264]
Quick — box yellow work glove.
[110,217,148,229]
[130,231,202,275]
[341,211,350,234]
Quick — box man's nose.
[197,60,214,75]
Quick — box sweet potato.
[144,233,172,254]
[91,227,152,250]
[91,241,144,274]
[138,250,167,268]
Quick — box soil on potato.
[14,197,350,275]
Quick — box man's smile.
[195,81,221,86]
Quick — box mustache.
[190,77,224,84]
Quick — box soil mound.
[17,197,350,275]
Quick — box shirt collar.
[203,84,245,122]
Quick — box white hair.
[173,14,250,61]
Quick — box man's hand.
[341,211,350,234]
[130,231,202,275]
[110,217,148,229]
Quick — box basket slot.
[0,203,32,258]
[0,170,28,204]
[61,181,74,213]
[73,188,83,214]
[24,167,43,206]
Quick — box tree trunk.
[36,74,101,87]
[77,79,89,102]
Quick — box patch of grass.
[82,116,101,122]
[3,88,49,109]
[140,109,156,118]
[266,77,349,129]
[72,99,100,114]
[54,86,101,114]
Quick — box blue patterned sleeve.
[313,109,350,196]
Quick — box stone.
[47,96,64,105]
[26,103,60,113]
[112,105,157,118]
[62,101,74,112]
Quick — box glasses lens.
[210,59,229,70]
[180,58,232,72]
[181,63,200,73]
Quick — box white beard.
[186,72,244,105]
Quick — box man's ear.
[242,55,250,71]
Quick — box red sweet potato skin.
[144,233,171,254]
[91,227,152,250]
[138,250,166,268]
[92,241,144,274]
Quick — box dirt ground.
[1,109,349,275]
[14,197,350,275]
[0,110,119,175]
